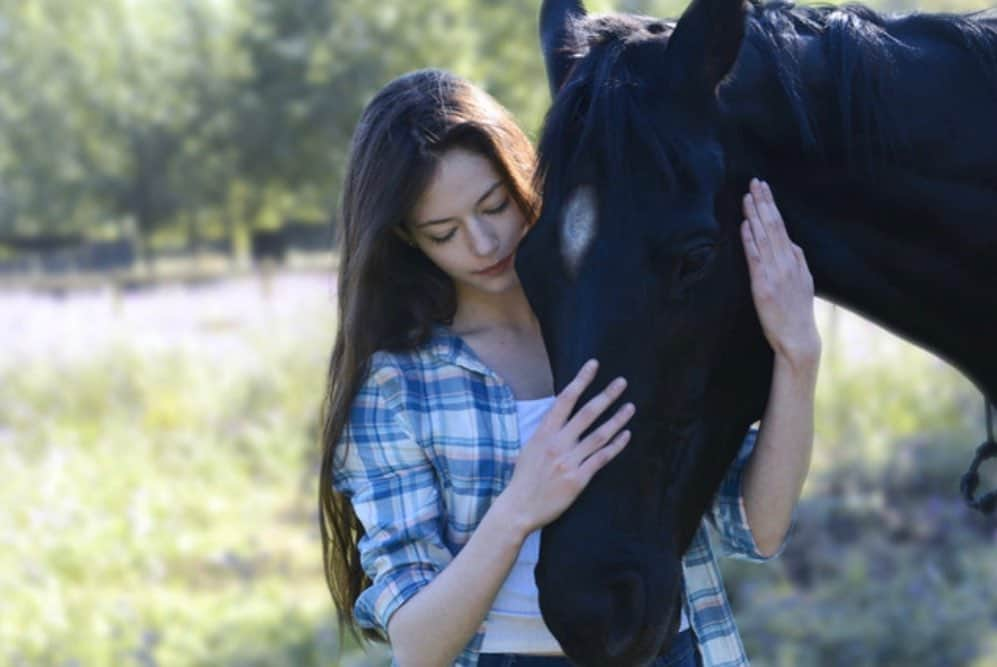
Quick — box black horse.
[514,0,997,664]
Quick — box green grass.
[0,278,389,666]
[2,287,993,665]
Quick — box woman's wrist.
[773,332,822,374]
[490,490,536,544]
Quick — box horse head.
[517,0,776,663]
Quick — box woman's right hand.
[498,359,635,536]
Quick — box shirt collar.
[428,324,501,379]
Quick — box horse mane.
[538,2,997,189]
[748,1,997,165]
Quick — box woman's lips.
[474,253,514,276]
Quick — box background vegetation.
[4,280,994,666]
[5,0,990,256]
[1,0,994,665]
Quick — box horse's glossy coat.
[517,1,997,664]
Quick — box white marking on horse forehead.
[560,185,598,277]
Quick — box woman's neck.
[452,281,539,338]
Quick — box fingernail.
[613,377,627,390]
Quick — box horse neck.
[763,167,997,403]
[719,22,997,402]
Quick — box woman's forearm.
[742,347,820,557]
[387,494,531,667]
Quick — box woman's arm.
[742,349,819,557]
[387,360,635,666]
[387,494,530,666]
[738,177,822,558]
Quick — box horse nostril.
[604,572,646,658]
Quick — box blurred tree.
[4,0,984,257]
[0,2,103,237]
[230,0,483,230]
[0,1,244,259]
[0,0,550,250]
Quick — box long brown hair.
[318,69,538,642]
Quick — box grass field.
[1,271,993,665]
[0,272,388,666]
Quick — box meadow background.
[2,0,996,665]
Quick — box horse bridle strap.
[960,398,997,515]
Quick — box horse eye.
[676,244,715,285]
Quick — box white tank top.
[480,396,688,654]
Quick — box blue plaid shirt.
[332,325,785,666]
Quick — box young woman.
[319,68,821,667]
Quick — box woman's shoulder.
[362,349,425,405]
[363,326,459,396]
[341,329,470,463]
[369,324,468,371]
[367,336,437,376]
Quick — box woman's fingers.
[744,178,799,275]
[571,401,636,464]
[742,188,769,260]
[578,429,631,481]
[741,219,762,274]
[546,359,599,426]
[564,376,628,438]
[752,180,782,238]
[755,180,795,256]
[534,359,635,490]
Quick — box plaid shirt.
[333,325,785,667]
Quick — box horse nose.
[539,562,677,667]
[605,571,646,658]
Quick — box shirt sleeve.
[706,427,788,562]
[332,357,453,635]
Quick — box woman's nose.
[467,217,500,257]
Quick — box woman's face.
[406,147,528,296]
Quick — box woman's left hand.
[740,178,821,367]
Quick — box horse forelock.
[539,25,717,234]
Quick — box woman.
[319,68,820,667]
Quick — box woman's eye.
[430,229,458,244]
[483,198,509,215]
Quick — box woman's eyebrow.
[415,181,503,228]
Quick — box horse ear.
[539,0,587,98]
[666,0,747,97]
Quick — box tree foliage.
[0,0,984,248]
